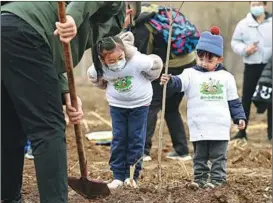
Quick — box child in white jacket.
[160,26,246,189]
[87,32,163,189]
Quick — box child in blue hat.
[160,26,246,188]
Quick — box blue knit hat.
[196,26,223,57]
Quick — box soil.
[22,85,272,203]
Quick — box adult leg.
[144,101,161,156]
[2,15,68,203]
[1,84,26,203]
[144,81,162,156]
[126,106,149,180]
[165,92,189,156]
[232,64,264,140]
[267,104,272,140]
[109,106,128,181]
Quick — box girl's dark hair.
[196,50,220,60]
[92,36,125,80]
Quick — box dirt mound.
[228,140,272,169]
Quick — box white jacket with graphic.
[87,32,163,108]
[169,65,245,142]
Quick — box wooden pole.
[158,1,173,191]
[57,2,88,179]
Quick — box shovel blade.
[68,177,110,199]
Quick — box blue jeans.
[109,105,149,181]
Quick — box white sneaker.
[124,178,138,188]
[143,154,152,162]
[181,155,192,161]
[107,179,123,189]
[166,151,192,161]
[25,149,34,160]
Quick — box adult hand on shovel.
[54,15,77,43]
[64,93,84,124]
[57,2,110,199]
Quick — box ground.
[22,85,272,203]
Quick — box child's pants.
[109,105,149,181]
[192,140,228,182]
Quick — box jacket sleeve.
[165,70,190,93]
[133,23,153,55]
[231,22,248,57]
[119,31,163,81]
[141,54,163,81]
[227,74,246,123]
[58,73,69,105]
[228,99,246,124]
[66,2,125,29]
[86,64,107,89]
[66,2,105,28]
[59,73,69,94]
[258,59,272,85]
[167,75,183,93]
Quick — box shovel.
[57,2,110,199]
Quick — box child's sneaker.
[166,151,192,161]
[107,179,123,189]
[143,154,152,162]
[211,179,226,187]
[188,179,207,190]
[204,182,215,188]
[124,178,138,188]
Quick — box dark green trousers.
[1,14,68,203]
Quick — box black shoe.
[231,130,247,140]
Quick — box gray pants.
[192,140,228,182]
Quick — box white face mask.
[107,58,126,72]
[250,6,265,17]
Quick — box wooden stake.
[158,1,173,191]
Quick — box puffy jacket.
[231,12,272,65]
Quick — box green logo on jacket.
[113,76,133,92]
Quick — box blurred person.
[1,2,125,202]
[252,58,272,141]
[160,26,246,188]
[231,1,272,140]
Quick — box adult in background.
[231,1,272,140]
[252,58,272,141]
[1,2,125,203]
[125,2,196,161]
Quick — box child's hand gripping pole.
[157,2,173,192]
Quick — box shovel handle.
[57,2,88,179]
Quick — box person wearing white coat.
[231,1,272,140]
